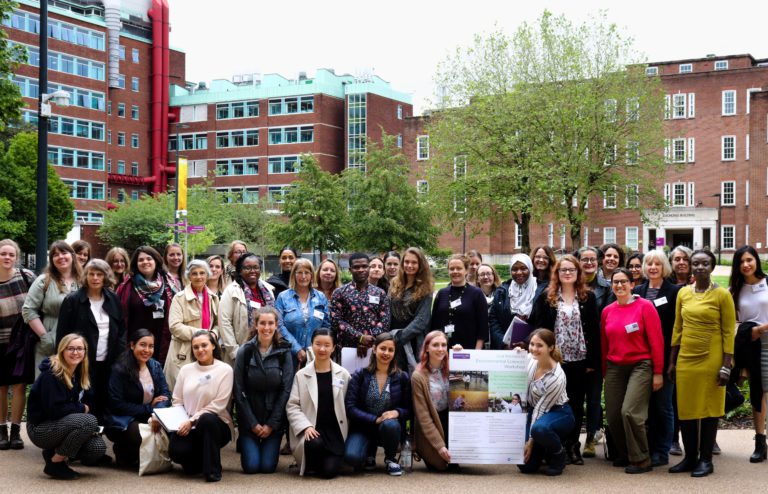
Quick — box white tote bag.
[138,423,173,476]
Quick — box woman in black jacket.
[105,329,171,467]
[57,259,126,423]
[529,254,600,465]
[431,254,488,349]
[234,306,293,474]
[344,332,411,476]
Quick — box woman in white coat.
[286,328,350,478]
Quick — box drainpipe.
[101,0,122,88]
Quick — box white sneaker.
[386,459,403,476]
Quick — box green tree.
[0,0,27,132]
[0,132,73,251]
[428,11,667,251]
[268,154,348,258]
[97,192,173,253]
[345,134,438,253]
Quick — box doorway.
[668,229,693,249]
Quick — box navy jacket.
[431,284,488,349]
[633,280,680,369]
[106,357,171,427]
[489,279,548,349]
[234,339,294,432]
[27,358,93,425]
[345,367,411,432]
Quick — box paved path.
[2,428,765,493]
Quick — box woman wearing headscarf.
[489,254,543,349]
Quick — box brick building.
[405,54,768,261]
[167,69,413,205]
[5,0,185,255]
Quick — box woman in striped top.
[518,328,573,476]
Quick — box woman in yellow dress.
[668,249,735,478]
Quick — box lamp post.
[173,122,189,242]
[35,1,70,272]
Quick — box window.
[62,180,105,200]
[116,161,125,174]
[672,138,686,163]
[218,187,260,204]
[347,93,367,170]
[625,184,639,208]
[416,180,429,195]
[672,183,686,207]
[268,96,314,115]
[11,42,105,81]
[626,98,639,121]
[46,116,104,141]
[547,224,554,247]
[131,105,139,120]
[48,147,104,170]
[268,126,312,145]
[397,105,403,119]
[626,227,639,250]
[604,99,617,122]
[3,11,105,50]
[131,134,139,148]
[180,104,208,123]
[688,137,695,162]
[672,93,686,119]
[131,191,140,201]
[73,211,103,224]
[453,155,467,178]
[746,135,750,161]
[624,141,639,165]
[515,223,522,249]
[216,100,259,119]
[603,186,617,209]
[117,74,125,89]
[131,162,139,176]
[216,129,259,148]
[396,134,402,148]
[722,136,735,161]
[117,103,125,117]
[187,160,207,177]
[722,225,735,250]
[117,132,125,146]
[267,185,289,204]
[117,189,125,203]
[714,60,728,71]
[131,77,139,92]
[679,63,692,73]
[107,131,111,144]
[721,181,735,206]
[268,156,300,174]
[131,48,139,63]
[216,158,259,176]
[417,135,429,160]
[603,227,617,245]
[118,45,125,60]
[722,90,736,116]
[169,133,208,151]
[645,66,658,76]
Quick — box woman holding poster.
[518,329,573,476]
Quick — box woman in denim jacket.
[275,259,330,367]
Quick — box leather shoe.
[691,459,713,477]
[206,472,222,482]
[651,457,668,467]
[668,457,696,473]
[625,459,652,474]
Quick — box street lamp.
[173,122,190,242]
[36,1,71,272]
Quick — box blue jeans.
[344,419,401,467]
[520,404,574,473]
[647,376,674,462]
[239,429,282,474]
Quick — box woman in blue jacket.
[344,332,411,476]
[234,307,293,474]
[275,258,330,367]
[105,329,171,467]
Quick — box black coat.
[529,289,601,369]
[234,339,294,432]
[633,280,680,369]
[27,358,93,425]
[56,288,126,373]
[489,279,548,349]
[106,357,171,426]
[431,284,488,349]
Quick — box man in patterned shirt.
[331,253,391,357]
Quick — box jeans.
[647,375,674,462]
[520,404,574,473]
[585,367,603,438]
[344,419,401,467]
[239,429,282,474]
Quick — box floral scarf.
[243,280,275,327]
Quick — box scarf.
[508,253,537,318]
[133,273,173,311]
[193,286,212,330]
[243,280,275,328]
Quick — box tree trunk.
[570,222,582,251]
[520,211,532,254]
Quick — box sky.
[169,0,768,114]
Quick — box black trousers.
[304,436,343,479]
[169,413,231,477]
[105,420,142,467]
[562,359,588,446]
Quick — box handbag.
[138,423,173,476]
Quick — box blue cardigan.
[345,367,412,432]
[105,357,171,429]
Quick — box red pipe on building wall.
[148,0,164,194]
[161,0,171,192]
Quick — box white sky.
[169,0,768,114]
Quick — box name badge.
[198,374,212,385]
[333,378,345,388]
[445,324,455,335]
[152,310,164,319]
[752,283,766,293]
[368,295,380,305]
[653,297,668,307]
[313,309,325,320]
[385,383,390,394]
[249,300,261,309]
[450,298,462,309]
[625,322,640,334]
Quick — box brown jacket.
[411,369,449,470]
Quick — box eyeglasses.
[580,258,597,264]
[241,266,260,272]
[611,279,630,286]
[478,273,494,278]
[65,347,85,353]
[558,268,577,274]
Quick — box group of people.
[0,237,765,482]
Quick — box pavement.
[2,428,765,493]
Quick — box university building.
[405,53,768,261]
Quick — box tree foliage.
[268,154,348,257]
[0,0,27,132]
[428,11,667,251]
[0,132,73,251]
[345,134,438,253]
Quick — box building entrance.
[668,229,694,249]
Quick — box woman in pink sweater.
[601,268,664,474]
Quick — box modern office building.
[167,69,413,205]
[405,53,768,260]
[5,0,185,252]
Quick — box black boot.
[543,447,567,476]
[750,433,767,463]
[570,441,584,465]
[669,419,698,473]
[0,425,8,450]
[9,424,23,450]
[692,418,717,477]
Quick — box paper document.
[153,406,189,432]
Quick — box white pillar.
[693,227,703,250]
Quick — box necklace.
[691,283,713,299]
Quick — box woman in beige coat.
[286,328,350,478]
[164,260,219,390]
[411,330,453,471]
